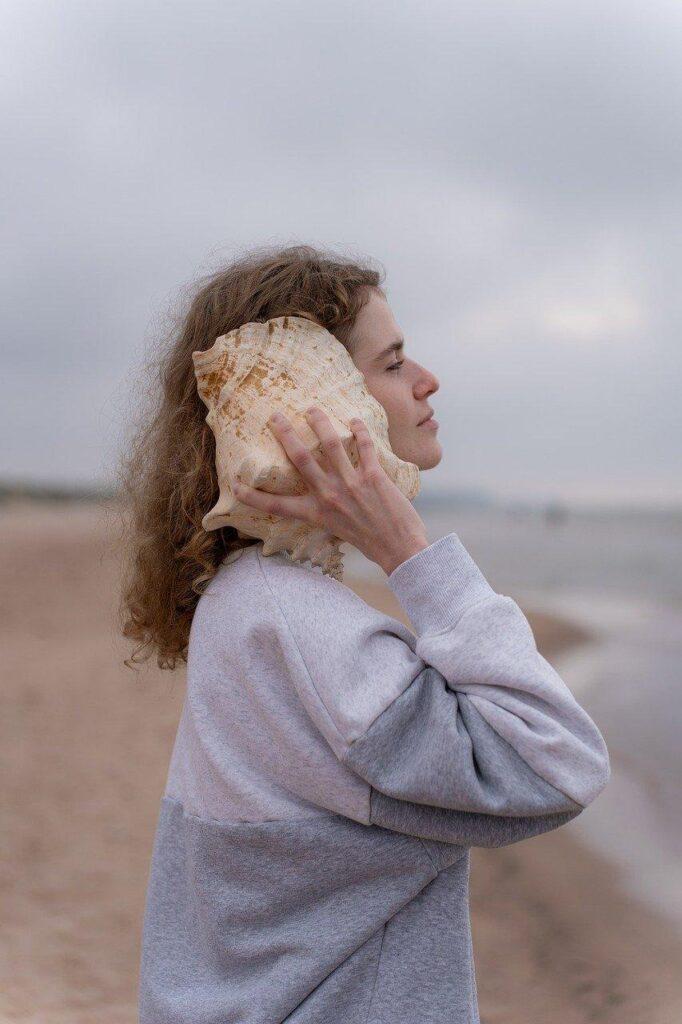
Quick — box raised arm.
[257,532,610,849]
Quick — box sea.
[343,495,682,933]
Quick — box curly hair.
[116,242,386,671]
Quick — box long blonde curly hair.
[116,242,385,670]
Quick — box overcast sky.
[3,0,681,508]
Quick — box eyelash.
[387,360,404,372]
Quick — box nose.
[414,363,439,397]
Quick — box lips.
[418,411,434,425]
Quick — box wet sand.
[1,500,681,1023]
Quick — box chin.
[418,449,443,470]
[402,439,442,471]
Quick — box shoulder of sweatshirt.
[253,540,427,740]
[202,539,419,740]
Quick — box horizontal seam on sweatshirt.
[163,793,354,829]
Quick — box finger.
[268,413,329,490]
[232,479,315,523]
[304,407,357,482]
[349,417,381,472]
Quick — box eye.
[387,360,404,372]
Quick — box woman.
[120,243,610,1023]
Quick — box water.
[343,499,682,932]
[417,501,682,605]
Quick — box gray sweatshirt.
[138,531,610,1023]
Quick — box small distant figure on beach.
[544,501,568,526]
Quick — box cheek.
[364,376,391,411]
[380,393,413,433]
[363,375,411,430]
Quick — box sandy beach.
[2,500,682,1023]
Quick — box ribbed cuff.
[386,532,496,636]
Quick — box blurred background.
[2,2,681,1022]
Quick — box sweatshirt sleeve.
[256,533,610,848]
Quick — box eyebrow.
[373,338,404,362]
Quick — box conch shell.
[192,314,420,580]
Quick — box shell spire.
[192,314,420,580]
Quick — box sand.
[1,499,681,1024]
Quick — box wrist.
[380,535,430,576]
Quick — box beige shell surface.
[192,314,420,580]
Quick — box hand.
[232,406,429,575]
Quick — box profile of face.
[348,289,442,471]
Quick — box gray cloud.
[3,0,681,504]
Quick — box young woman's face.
[347,289,442,470]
